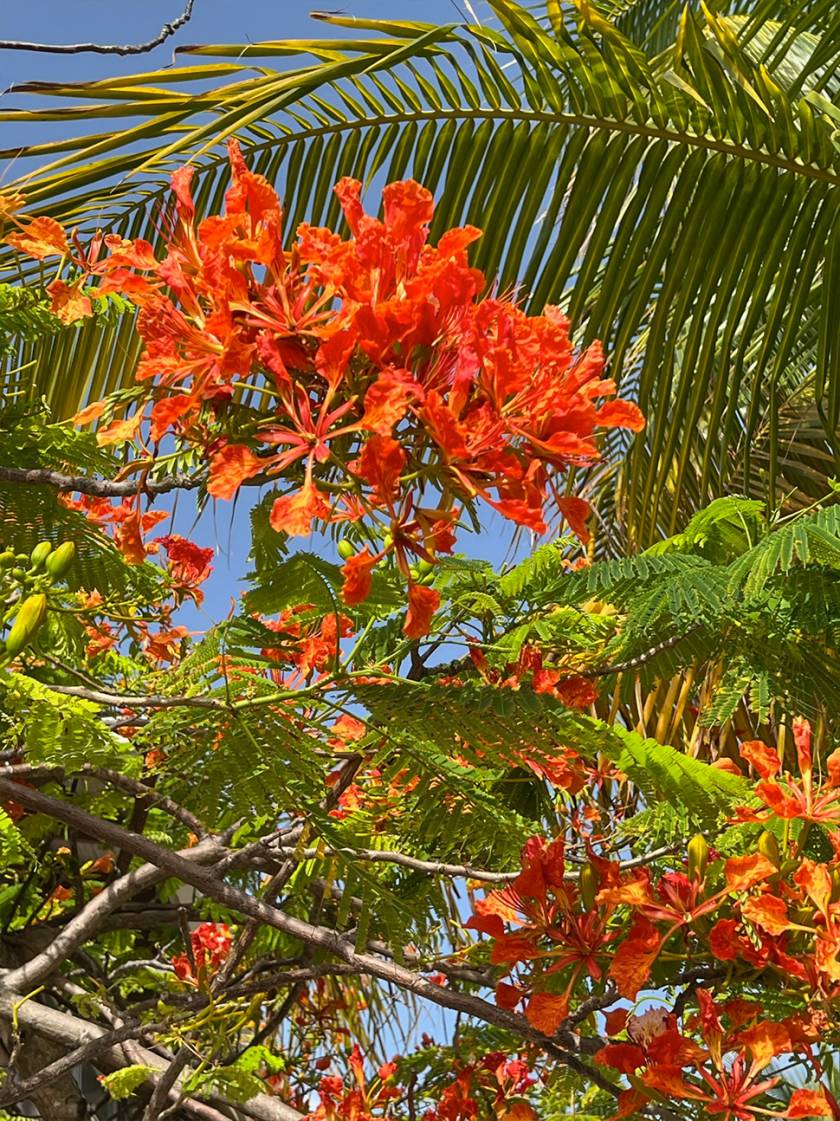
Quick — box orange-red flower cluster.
[309,1047,537,1121]
[171,921,232,986]
[466,717,840,1121]
[4,143,644,636]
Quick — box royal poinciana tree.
[2,116,840,1121]
[0,142,838,1121]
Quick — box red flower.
[404,584,440,639]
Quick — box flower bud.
[45,541,76,580]
[831,869,840,904]
[757,830,780,868]
[687,834,708,881]
[29,541,52,570]
[337,539,356,561]
[579,863,598,910]
[5,593,48,658]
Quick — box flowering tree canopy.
[0,130,839,1121]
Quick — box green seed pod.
[337,539,356,561]
[579,863,598,910]
[44,541,76,580]
[687,834,709,881]
[29,542,53,570]
[757,830,781,868]
[0,551,15,568]
[5,593,48,658]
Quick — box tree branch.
[0,835,224,992]
[0,777,619,1093]
[0,992,302,1121]
[84,764,206,836]
[0,465,201,497]
[0,1020,164,1110]
[0,2,196,56]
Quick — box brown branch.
[0,465,200,497]
[276,844,516,883]
[42,681,227,711]
[587,624,702,678]
[0,777,619,1093]
[0,2,196,56]
[0,835,224,992]
[144,1044,192,1121]
[84,764,206,836]
[0,992,301,1121]
[272,843,676,884]
[422,626,700,683]
[0,1020,164,1110]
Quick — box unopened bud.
[831,869,840,904]
[687,834,708,881]
[45,541,75,580]
[5,593,48,658]
[579,863,598,910]
[757,830,780,868]
[29,541,52,570]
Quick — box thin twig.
[0,2,196,56]
[84,764,205,836]
[0,465,201,497]
[41,681,226,711]
[144,1044,192,1121]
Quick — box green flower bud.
[29,542,53,570]
[5,594,48,658]
[337,539,356,561]
[757,830,780,868]
[687,834,708,881]
[579,863,598,910]
[0,551,15,568]
[45,541,76,580]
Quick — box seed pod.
[337,539,356,561]
[757,830,780,868]
[45,541,76,580]
[29,542,52,570]
[687,834,708,881]
[579,863,598,910]
[5,593,48,658]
